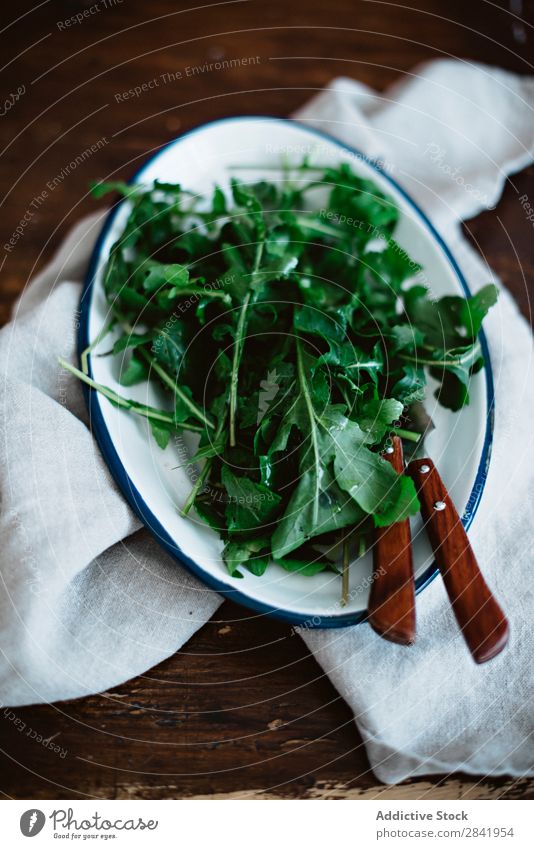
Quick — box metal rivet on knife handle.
[368,436,416,646]
[406,458,509,664]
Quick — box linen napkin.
[1,59,533,784]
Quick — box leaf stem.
[167,287,230,302]
[296,336,321,527]
[294,215,343,240]
[228,239,264,447]
[229,290,251,447]
[341,536,350,607]
[180,458,214,517]
[58,357,203,432]
[81,319,115,375]
[181,413,227,516]
[114,313,214,430]
[391,427,420,443]
[138,347,214,429]
[399,341,481,369]
[345,360,382,371]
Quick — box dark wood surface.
[1,0,533,800]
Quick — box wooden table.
[1,0,533,800]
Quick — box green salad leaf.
[67,161,498,599]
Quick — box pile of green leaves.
[70,162,497,585]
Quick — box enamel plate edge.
[79,116,494,627]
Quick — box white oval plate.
[80,116,493,627]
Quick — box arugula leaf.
[90,180,140,199]
[357,397,404,443]
[150,420,172,450]
[221,466,281,533]
[324,163,399,233]
[118,352,149,386]
[223,537,270,577]
[112,331,154,354]
[151,323,187,375]
[333,434,419,527]
[391,364,426,405]
[271,348,365,558]
[274,555,336,576]
[364,239,421,293]
[404,284,497,349]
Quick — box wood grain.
[0,0,533,800]
[369,437,416,645]
[407,458,509,663]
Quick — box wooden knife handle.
[407,457,509,664]
[368,437,416,645]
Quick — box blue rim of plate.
[78,115,494,628]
